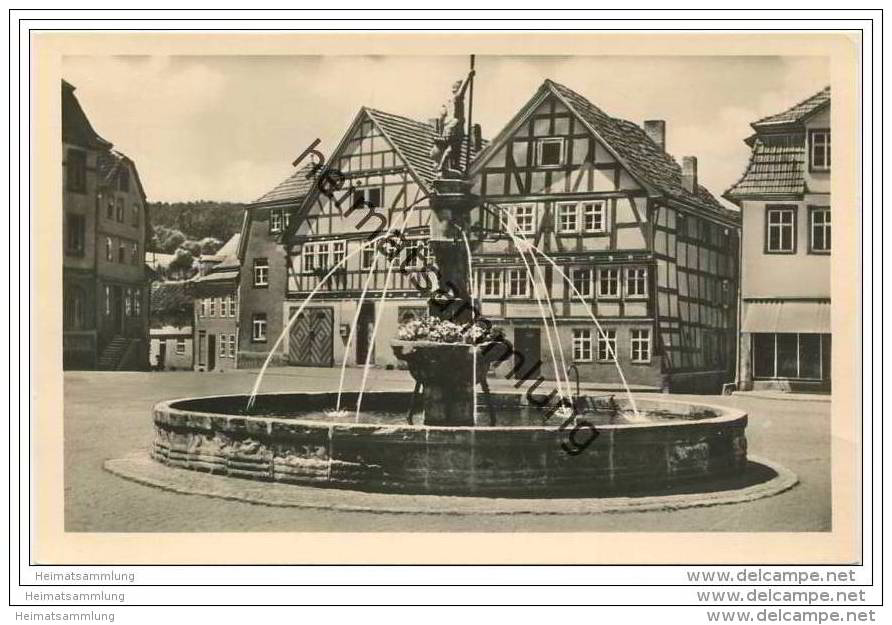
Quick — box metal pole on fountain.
[391,56,486,427]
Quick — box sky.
[62,55,829,208]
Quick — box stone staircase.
[97,337,131,371]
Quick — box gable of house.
[471,79,729,219]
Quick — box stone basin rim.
[154,391,748,432]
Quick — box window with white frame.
[510,204,536,236]
[199,298,206,317]
[133,289,141,316]
[766,207,796,253]
[556,202,578,233]
[352,186,382,209]
[220,335,227,357]
[597,329,617,362]
[630,329,651,363]
[176,338,186,354]
[216,297,224,316]
[572,329,593,362]
[104,286,111,315]
[598,268,619,298]
[124,288,132,316]
[506,268,529,297]
[810,207,831,253]
[105,237,113,262]
[361,245,377,271]
[626,267,648,298]
[331,240,346,268]
[252,313,267,342]
[582,201,608,233]
[303,242,330,272]
[402,239,428,270]
[254,258,269,286]
[209,297,216,317]
[571,267,592,297]
[270,210,283,233]
[229,334,236,357]
[481,270,502,297]
[809,130,830,171]
[537,137,565,167]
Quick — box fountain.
[141,61,764,502]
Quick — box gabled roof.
[96,148,148,200]
[724,136,807,198]
[365,107,485,189]
[364,107,437,188]
[751,86,830,130]
[471,79,731,219]
[199,233,241,272]
[215,233,241,258]
[253,163,317,205]
[725,87,830,201]
[62,80,112,150]
[282,106,486,244]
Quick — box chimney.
[428,118,441,134]
[472,123,483,152]
[644,120,666,152]
[682,156,698,193]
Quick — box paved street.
[64,368,832,532]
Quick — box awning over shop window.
[742,301,831,334]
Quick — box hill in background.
[147,200,248,280]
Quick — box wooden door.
[355,302,376,365]
[289,307,334,367]
[207,334,216,371]
[513,327,542,379]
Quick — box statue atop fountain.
[430,70,474,179]
[391,59,499,427]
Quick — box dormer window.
[809,129,831,171]
[536,138,565,167]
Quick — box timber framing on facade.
[465,79,740,391]
[232,79,741,392]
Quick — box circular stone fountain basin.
[151,391,747,497]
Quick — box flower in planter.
[396,315,504,345]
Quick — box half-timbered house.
[468,80,741,391]
[282,107,479,369]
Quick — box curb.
[104,453,798,517]
[733,391,832,403]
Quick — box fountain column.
[427,177,476,325]
[406,177,479,427]
[390,63,486,427]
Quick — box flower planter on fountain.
[391,339,504,426]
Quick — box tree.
[168,248,196,280]
[160,228,186,254]
[181,239,202,257]
[200,237,223,255]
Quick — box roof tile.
[545,80,731,217]
[752,86,830,129]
